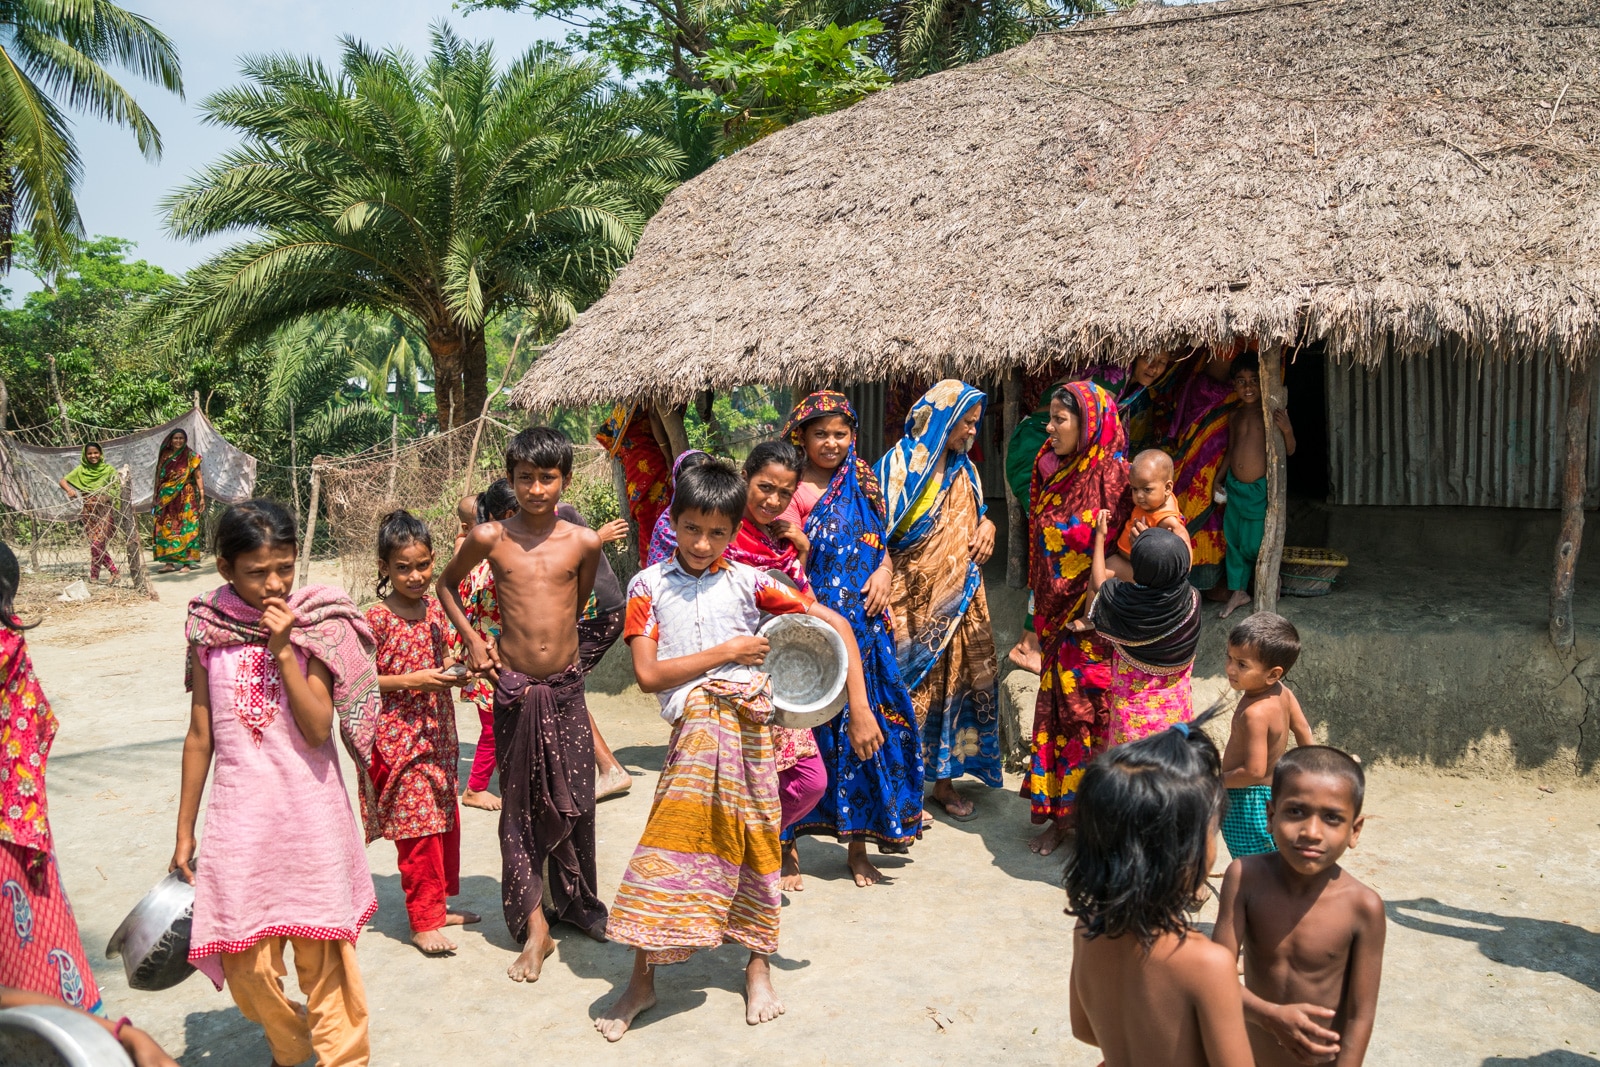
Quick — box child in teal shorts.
[1220,613,1313,858]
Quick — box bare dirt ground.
[26,564,1600,1066]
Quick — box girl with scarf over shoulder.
[1023,382,1134,857]
[778,392,924,888]
[875,380,1002,824]
[175,500,379,1066]
[58,442,119,583]
[1087,525,1200,743]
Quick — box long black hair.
[0,542,35,631]
[375,509,433,597]
[476,478,519,525]
[1064,708,1225,947]
[215,500,297,564]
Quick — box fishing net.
[315,417,631,605]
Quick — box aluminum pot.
[0,1004,132,1066]
[105,868,196,992]
[760,613,848,730]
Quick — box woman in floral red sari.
[1022,381,1132,856]
[152,428,205,572]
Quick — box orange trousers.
[221,936,369,1067]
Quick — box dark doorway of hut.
[1285,341,1331,503]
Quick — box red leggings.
[394,820,461,933]
[466,700,496,793]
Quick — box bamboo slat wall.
[1327,348,1600,509]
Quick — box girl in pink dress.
[174,500,380,1067]
[365,510,476,956]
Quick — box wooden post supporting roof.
[655,401,689,461]
[1549,359,1594,650]
[1003,368,1026,589]
[1253,342,1288,615]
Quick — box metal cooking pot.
[760,613,848,730]
[105,869,196,992]
[0,1004,132,1066]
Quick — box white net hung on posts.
[0,408,259,598]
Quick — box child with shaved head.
[1213,746,1386,1066]
[1071,451,1191,635]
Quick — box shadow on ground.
[1481,1055,1600,1066]
[179,1006,276,1065]
[1389,898,1600,994]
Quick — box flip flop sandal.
[933,795,980,823]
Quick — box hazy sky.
[12,1,565,296]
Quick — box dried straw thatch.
[515,0,1600,409]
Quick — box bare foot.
[579,917,609,943]
[744,955,786,1026]
[846,841,883,887]
[444,909,480,927]
[1218,589,1251,619]
[462,788,502,811]
[412,928,457,955]
[930,781,976,821]
[508,920,556,983]
[596,765,632,801]
[780,841,804,892]
[596,954,656,1042]
[1030,822,1073,856]
[1006,631,1043,674]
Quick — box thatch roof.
[515,0,1600,409]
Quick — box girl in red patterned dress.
[365,510,477,956]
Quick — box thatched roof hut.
[513,0,1599,409]
[513,0,1600,642]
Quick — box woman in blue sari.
[876,380,1002,822]
[780,391,923,888]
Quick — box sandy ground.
[25,565,1600,1066]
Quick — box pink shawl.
[185,584,382,806]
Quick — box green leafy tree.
[690,20,889,150]
[0,0,183,269]
[0,233,182,430]
[142,24,682,430]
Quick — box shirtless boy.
[438,427,607,984]
[1220,612,1313,861]
[1214,746,1386,1065]
[1219,350,1297,619]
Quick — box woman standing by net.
[58,443,119,583]
[153,429,205,572]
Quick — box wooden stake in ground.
[464,331,526,483]
[1253,342,1288,615]
[298,461,322,589]
[118,466,153,599]
[1003,367,1026,589]
[1549,359,1594,650]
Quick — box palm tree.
[0,0,183,269]
[342,314,433,416]
[251,318,394,501]
[145,24,682,430]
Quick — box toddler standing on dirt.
[1220,612,1313,860]
[174,500,379,1067]
[1213,746,1386,1066]
[1065,710,1253,1067]
[364,510,478,956]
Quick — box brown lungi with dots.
[492,664,607,942]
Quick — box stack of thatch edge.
[514,0,1600,409]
